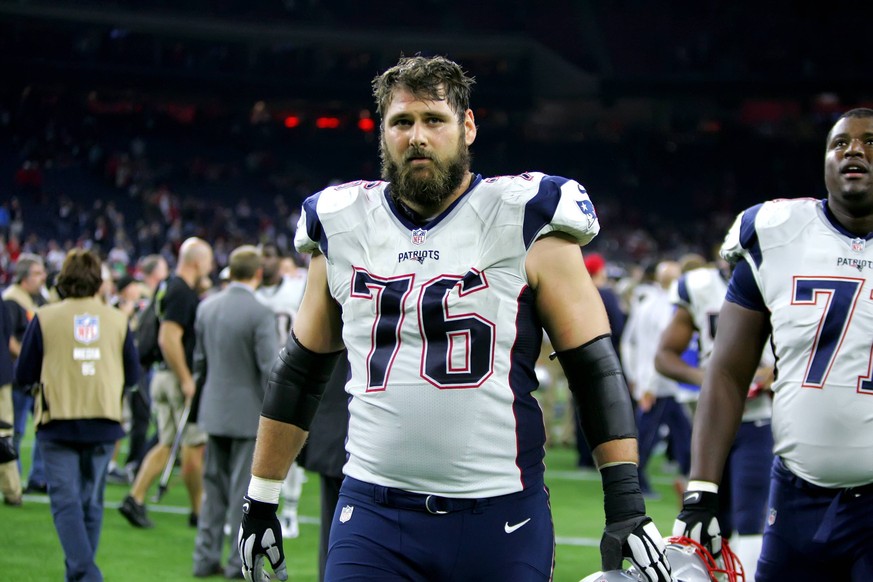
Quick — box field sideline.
[0,438,684,581]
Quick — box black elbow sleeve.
[261,332,343,431]
[555,334,637,450]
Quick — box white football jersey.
[296,172,599,497]
[722,198,873,488]
[671,267,726,368]
[256,273,307,345]
[671,267,772,421]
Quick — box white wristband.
[247,475,283,504]
[687,480,719,494]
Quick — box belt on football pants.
[344,476,493,515]
[777,457,873,497]
[776,457,873,543]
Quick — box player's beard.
[381,134,471,212]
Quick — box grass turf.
[1,435,684,581]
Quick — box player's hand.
[673,489,722,556]
[601,516,671,582]
[238,496,287,582]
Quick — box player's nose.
[845,137,866,157]
[408,122,427,147]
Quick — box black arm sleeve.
[555,334,637,451]
[260,332,343,431]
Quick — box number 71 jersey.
[722,198,873,488]
[296,172,599,497]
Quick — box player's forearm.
[251,416,308,481]
[689,367,747,483]
[593,437,640,468]
[655,348,704,386]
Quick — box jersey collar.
[385,174,482,231]
[821,199,873,241]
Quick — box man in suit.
[192,245,278,579]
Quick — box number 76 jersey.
[295,172,599,497]
[722,198,873,488]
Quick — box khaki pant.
[150,370,206,447]
[0,383,22,501]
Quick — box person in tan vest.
[16,249,140,582]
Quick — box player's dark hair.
[56,249,103,298]
[372,54,475,123]
[261,242,283,258]
[839,107,873,121]
[827,108,873,145]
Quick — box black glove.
[599,464,671,582]
[238,496,287,582]
[673,488,722,557]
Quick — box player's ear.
[463,109,477,146]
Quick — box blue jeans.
[12,388,45,485]
[39,438,113,582]
[635,396,692,493]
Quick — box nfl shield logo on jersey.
[851,237,866,253]
[339,505,354,523]
[74,314,100,344]
[411,228,427,246]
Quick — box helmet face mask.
[665,536,745,582]
[580,537,745,582]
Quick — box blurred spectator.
[15,249,139,581]
[0,287,20,506]
[192,245,276,578]
[3,253,48,494]
[119,238,212,529]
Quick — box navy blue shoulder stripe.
[738,203,764,267]
[725,258,767,312]
[302,191,328,258]
[676,275,690,304]
[523,176,569,248]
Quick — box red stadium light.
[283,115,300,128]
[315,116,341,129]
[357,118,376,132]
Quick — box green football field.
[0,433,684,582]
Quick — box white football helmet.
[580,537,745,582]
